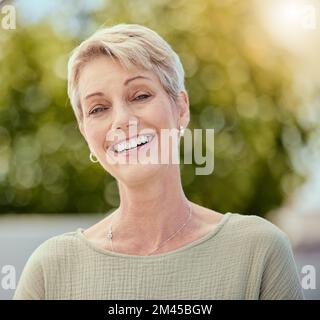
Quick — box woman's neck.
[110,166,191,251]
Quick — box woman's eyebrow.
[84,76,151,101]
[85,92,105,100]
[124,75,151,86]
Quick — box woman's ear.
[177,90,190,129]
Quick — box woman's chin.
[112,162,163,185]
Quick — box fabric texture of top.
[13,212,304,300]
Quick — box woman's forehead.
[78,58,158,98]
[81,56,152,81]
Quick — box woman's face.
[77,55,189,185]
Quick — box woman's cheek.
[86,127,106,153]
[152,98,176,126]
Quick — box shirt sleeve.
[13,244,46,300]
[259,228,305,300]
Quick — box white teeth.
[138,135,148,144]
[130,140,136,149]
[114,135,152,153]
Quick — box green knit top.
[13,212,304,300]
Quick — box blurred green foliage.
[0,0,305,215]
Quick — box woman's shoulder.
[14,230,82,300]
[225,213,303,299]
[27,229,82,263]
[225,212,291,250]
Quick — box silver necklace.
[106,203,192,256]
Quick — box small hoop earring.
[89,152,99,163]
[179,126,185,137]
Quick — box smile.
[112,134,154,153]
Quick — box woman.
[13,23,304,300]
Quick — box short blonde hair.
[67,23,186,123]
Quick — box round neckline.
[74,212,232,259]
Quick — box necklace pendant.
[107,229,113,240]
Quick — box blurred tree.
[0,0,305,215]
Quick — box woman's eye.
[89,106,108,115]
[134,94,150,101]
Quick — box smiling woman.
[77,55,186,173]
[13,23,304,300]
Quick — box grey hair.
[67,23,186,123]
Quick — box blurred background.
[0,0,319,299]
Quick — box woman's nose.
[111,102,137,131]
